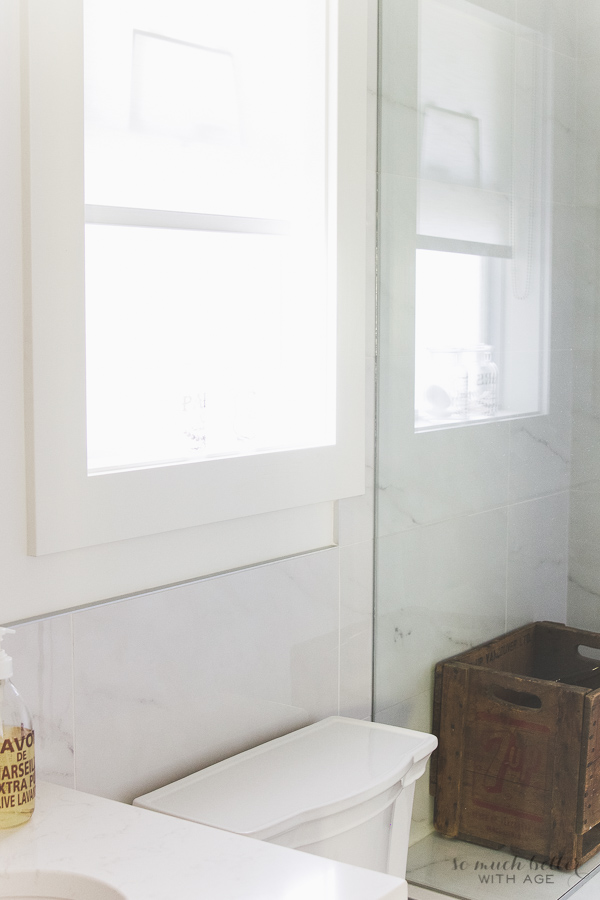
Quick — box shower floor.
[406,832,600,900]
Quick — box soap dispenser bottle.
[0,627,35,827]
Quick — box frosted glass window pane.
[85,226,334,472]
[83,0,327,221]
[83,0,334,475]
[130,32,239,143]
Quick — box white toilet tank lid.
[133,717,437,841]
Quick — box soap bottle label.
[0,727,35,827]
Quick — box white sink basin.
[0,871,126,899]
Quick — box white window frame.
[22,0,367,557]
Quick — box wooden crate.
[430,622,600,870]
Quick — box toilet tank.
[134,716,437,879]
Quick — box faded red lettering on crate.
[477,710,551,735]
[480,728,544,793]
[472,798,544,823]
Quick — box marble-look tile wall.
[4,0,379,808]
[568,3,600,631]
[9,546,374,805]
[375,0,574,843]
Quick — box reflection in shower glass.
[375,0,566,895]
[415,250,492,423]
[414,0,550,431]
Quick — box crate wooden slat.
[434,662,469,836]
[431,622,600,870]
[580,691,600,832]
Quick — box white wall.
[1,0,379,802]
[9,549,373,803]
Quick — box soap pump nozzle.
[0,628,15,681]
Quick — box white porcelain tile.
[571,206,600,417]
[374,509,507,711]
[578,0,600,60]
[508,350,572,504]
[471,0,516,18]
[571,411,600,492]
[549,203,576,351]
[572,207,599,356]
[506,492,569,629]
[339,541,374,719]
[576,130,600,211]
[567,576,600,633]
[572,352,596,428]
[338,357,375,547]
[72,550,340,803]
[517,0,576,58]
[576,55,600,208]
[568,491,600,610]
[550,53,577,206]
[9,616,75,788]
[377,406,510,537]
[549,0,578,59]
[377,692,432,734]
[572,351,597,422]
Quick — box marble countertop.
[0,782,407,900]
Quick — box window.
[83,2,333,473]
[23,0,366,556]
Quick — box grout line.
[69,614,76,792]
[371,0,381,727]
[337,546,342,716]
[4,545,338,629]
[505,415,513,633]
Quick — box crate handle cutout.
[491,685,542,709]
[578,644,600,662]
